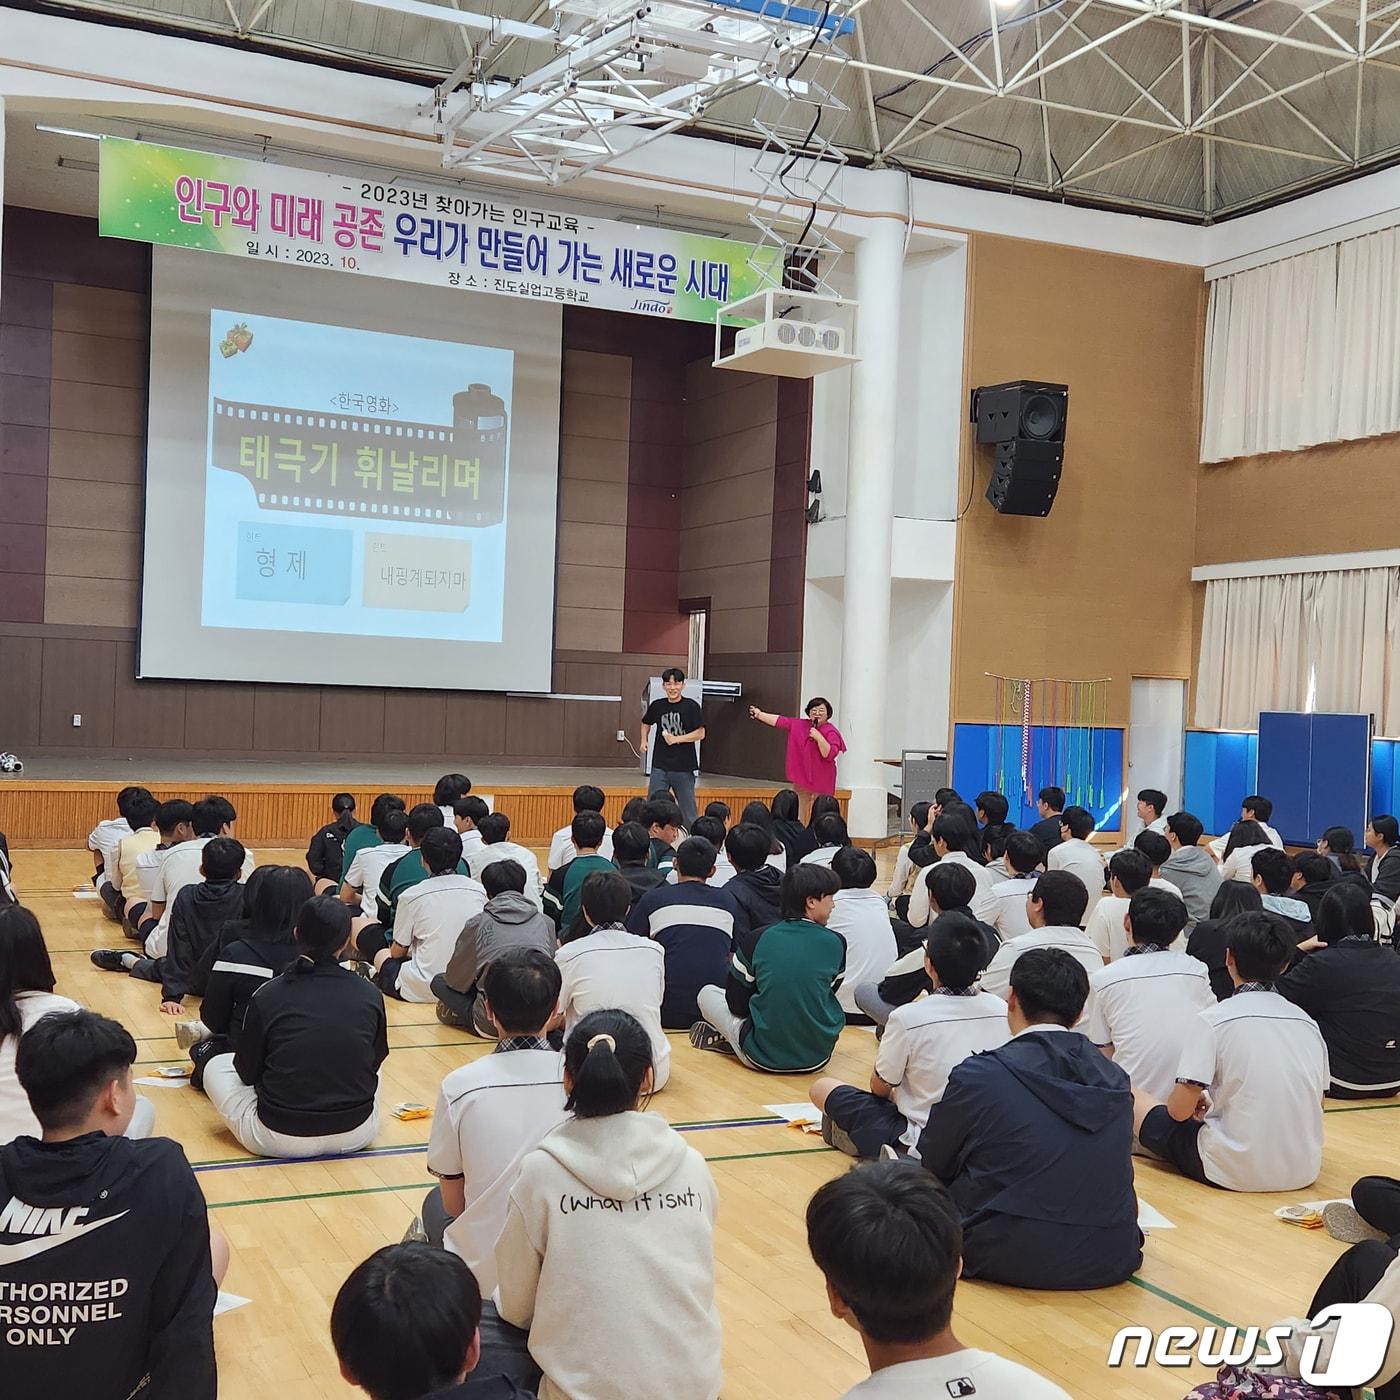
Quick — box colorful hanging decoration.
[988,674,1112,811]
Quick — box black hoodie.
[725,865,784,939]
[0,1131,216,1399]
[161,878,246,1003]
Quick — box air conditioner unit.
[714,288,858,378]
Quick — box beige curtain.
[1195,567,1400,733]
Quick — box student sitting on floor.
[1289,850,1336,921]
[372,804,455,938]
[722,822,784,936]
[1133,911,1328,1192]
[125,798,196,943]
[543,812,614,934]
[203,895,387,1159]
[828,846,897,1023]
[975,789,1010,834]
[1085,887,1214,1101]
[496,1010,722,1400]
[1216,818,1273,884]
[339,793,405,886]
[0,904,81,1145]
[556,870,669,1090]
[770,788,816,865]
[908,814,998,928]
[886,802,932,916]
[434,773,474,829]
[105,790,160,927]
[307,792,363,894]
[626,837,738,1030]
[340,808,411,921]
[1208,794,1284,862]
[980,823,1016,885]
[1185,880,1263,1002]
[1136,788,1169,836]
[1046,805,1106,903]
[800,811,852,869]
[469,813,544,911]
[811,912,1010,1160]
[452,795,491,862]
[977,870,1102,1008]
[180,866,309,1086]
[424,948,568,1297]
[145,795,253,960]
[689,863,845,1073]
[1133,828,1180,893]
[704,800,731,829]
[1252,846,1312,931]
[1278,880,1400,1099]
[1162,812,1224,928]
[612,819,669,905]
[1324,1173,1400,1246]
[641,799,683,876]
[806,1161,1072,1400]
[918,948,1142,1291]
[852,865,1000,1028]
[88,785,152,913]
[91,837,247,1012]
[681,815,737,887]
[1083,849,1155,961]
[546,786,613,875]
[981,829,1045,941]
[332,1243,535,1400]
[3,1009,227,1398]
[375,828,486,1003]
[1028,785,1066,853]
[434,861,558,1037]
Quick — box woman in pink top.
[748,697,846,822]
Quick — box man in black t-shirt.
[640,666,704,826]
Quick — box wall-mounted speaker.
[970,379,1069,517]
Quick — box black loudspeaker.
[970,379,1069,517]
[985,439,1063,517]
[972,380,1068,445]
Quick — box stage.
[0,758,838,848]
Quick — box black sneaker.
[90,949,131,973]
[688,1021,735,1054]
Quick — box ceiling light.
[35,124,104,141]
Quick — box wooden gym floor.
[15,846,1398,1400]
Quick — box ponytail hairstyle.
[563,1009,653,1118]
[0,906,57,1041]
[290,894,352,970]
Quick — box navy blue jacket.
[917,1027,1142,1289]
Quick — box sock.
[120,953,138,970]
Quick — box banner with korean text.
[99,138,779,322]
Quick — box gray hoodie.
[1161,845,1223,927]
[496,1112,722,1400]
[441,890,557,995]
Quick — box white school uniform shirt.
[983,876,1037,940]
[1047,837,1106,901]
[908,852,999,928]
[343,841,411,921]
[426,1043,567,1296]
[468,841,544,909]
[843,1352,1070,1400]
[977,926,1104,1020]
[391,873,488,1002]
[87,817,132,886]
[456,826,485,860]
[1084,950,1214,1099]
[799,844,841,868]
[555,925,670,1089]
[0,991,82,1145]
[1175,989,1329,1192]
[1218,844,1270,885]
[886,841,918,900]
[146,837,256,957]
[828,888,898,1015]
[1087,892,1189,961]
[1145,815,1169,835]
[135,843,172,902]
[547,823,615,874]
[1209,823,1284,862]
[876,991,1010,1148]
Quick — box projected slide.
[203,311,512,644]
[140,246,562,692]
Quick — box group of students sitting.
[2,772,1399,1400]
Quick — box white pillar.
[838,204,905,839]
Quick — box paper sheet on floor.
[72,888,101,901]
[1137,1200,1175,1231]
[215,1292,251,1317]
[764,1102,823,1127]
[133,1075,189,1088]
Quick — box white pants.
[695,985,762,1070]
[127,1096,156,1139]
[202,1054,379,1159]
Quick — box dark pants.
[129,956,163,985]
[1308,1237,1400,1400]
[1353,1175,1400,1240]
[960,1210,1144,1291]
[430,974,496,1036]
[123,902,149,942]
[355,923,390,959]
[825,1084,909,1159]
[189,1034,233,1091]
[891,911,921,951]
[647,766,698,826]
[99,882,125,921]
[420,1187,541,1393]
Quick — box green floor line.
[707,1146,835,1164]
[1127,1275,1232,1330]
[1324,1101,1400,1114]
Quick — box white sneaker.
[175,1020,211,1051]
[1321,1199,1388,1244]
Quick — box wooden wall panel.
[112,641,187,750]
[38,637,117,748]
[183,681,256,752]
[0,636,43,748]
[953,236,1203,726]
